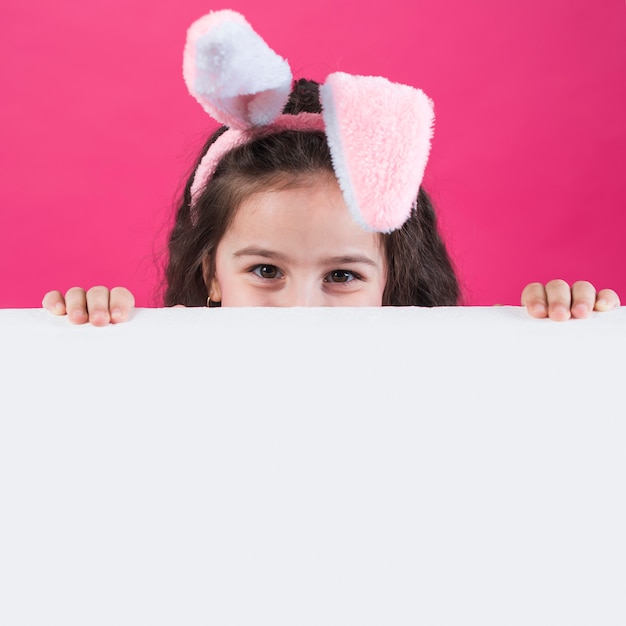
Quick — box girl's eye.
[326,270,357,283]
[252,265,282,279]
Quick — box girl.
[42,10,620,325]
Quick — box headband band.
[190,113,326,203]
[183,10,434,233]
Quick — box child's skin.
[42,175,621,326]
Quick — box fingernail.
[111,308,125,321]
[572,302,589,317]
[91,309,109,322]
[552,304,571,320]
[69,309,86,320]
[53,302,64,314]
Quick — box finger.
[85,286,112,326]
[570,281,596,319]
[64,287,89,325]
[521,282,548,318]
[109,287,136,324]
[594,288,621,312]
[42,290,67,316]
[545,279,572,321]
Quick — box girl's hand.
[521,280,620,321]
[42,286,136,326]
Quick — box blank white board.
[1,306,624,625]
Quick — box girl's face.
[209,173,387,307]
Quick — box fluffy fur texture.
[183,9,435,233]
[321,73,434,233]
[183,10,292,129]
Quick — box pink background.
[1,0,625,308]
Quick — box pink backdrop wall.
[1,0,625,308]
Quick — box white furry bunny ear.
[183,9,293,129]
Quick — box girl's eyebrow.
[233,247,288,260]
[322,254,379,267]
[233,247,379,267]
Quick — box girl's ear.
[202,256,222,303]
[209,278,222,304]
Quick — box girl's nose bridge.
[283,276,325,307]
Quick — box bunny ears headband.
[183,9,434,233]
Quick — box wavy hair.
[162,79,460,307]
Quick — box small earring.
[207,296,221,308]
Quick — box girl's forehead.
[227,177,383,253]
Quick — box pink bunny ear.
[320,72,435,232]
[183,10,293,129]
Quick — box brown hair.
[163,79,460,307]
